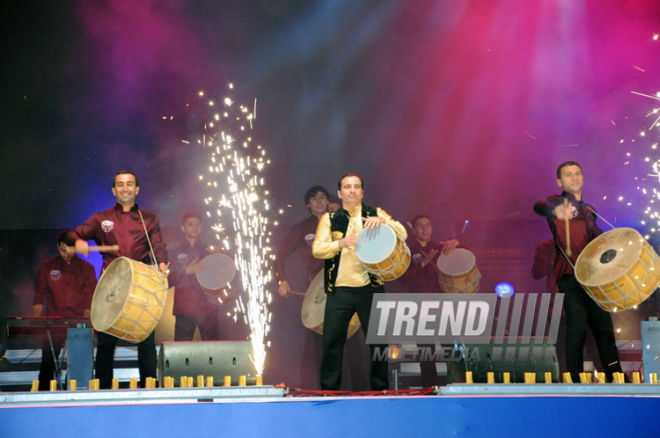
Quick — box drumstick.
[564,198,572,257]
[288,291,306,297]
[67,245,119,255]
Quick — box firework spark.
[189,85,273,374]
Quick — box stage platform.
[3,384,660,438]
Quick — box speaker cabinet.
[158,340,257,387]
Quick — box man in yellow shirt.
[312,173,407,390]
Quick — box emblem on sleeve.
[571,205,579,218]
[101,220,115,232]
[412,253,423,263]
[305,234,316,247]
[50,270,61,281]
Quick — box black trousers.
[320,285,388,391]
[38,337,66,391]
[96,331,157,389]
[174,313,219,341]
[558,274,623,382]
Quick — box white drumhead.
[436,248,476,276]
[355,224,396,264]
[91,257,132,332]
[196,253,236,290]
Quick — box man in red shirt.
[275,186,330,297]
[73,171,168,388]
[33,231,97,390]
[168,212,223,341]
[402,215,459,387]
[404,215,460,294]
[534,161,623,382]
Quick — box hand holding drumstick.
[553,199,572,257]
[69,241,119,256]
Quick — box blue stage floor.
[3,391,660,438]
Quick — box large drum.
[355,224,411,281]
[196,253,238,305]
[91,257,169,343]
[301,272,361,338]
[436,248,481,293]
[575,227,660,312]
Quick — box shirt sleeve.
[81,263,98,311]
[532,242,554,280]
[378,208,407,240]
[167,249,188,287]
[149,215,168,265]
[33,262,50,306]
[312,213,341,259]
[273,223,303,282]
[534,201,556,218]
[74,213,101,242]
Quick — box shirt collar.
[113,202,139,213]
[561,191,582,203]
[346,204,362,217]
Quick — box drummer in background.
[531,239,559,295]
[33,231,97,390]
[275,186,330,297]
[533,161,624,383]
[404,214,460,294]
[168,212,221,341]
[313,173,407,391]
[72,170,168,389]
[402,215,459,388]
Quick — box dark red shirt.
[34,255,97,317]
[532,239,560,295]
[74,203,168,269]
[168,241,218,315]
[273,215,324,286]
[534,191,602,280]
[403,240,444,294]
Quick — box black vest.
[324,204,384,292]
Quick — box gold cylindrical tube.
[112,378,119,390]
[95,379,100,390]
[49,380,57,391]
[528,373,536,384]
[579,373,590,384]
[597,373,605,384]
[179,376,187,388]
[207,376,214,388]
[651,373,658,384]
[563,372,573,384]
[69,380,77,391]
[544,372,552,384]
[129,378,138,389]
[197,375,205,387]
[31,380,39,392]
[486,372,494,384]
[503,372,510,384]
[224,376,231,386]
[632,372,640,384]
[256,375,263,386]
[239,375,247,386]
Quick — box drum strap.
[138,210,159,269]
[586,206,616,230]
